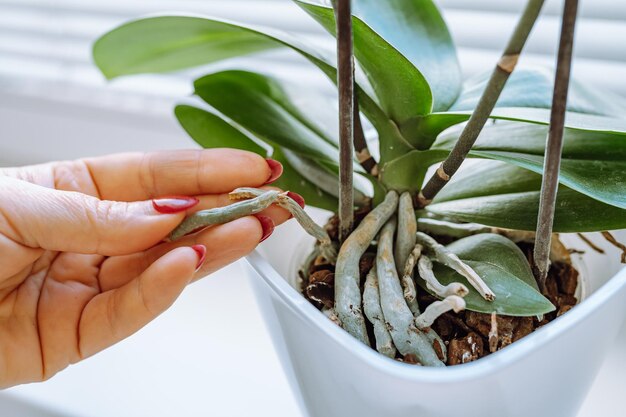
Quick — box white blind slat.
[0,0,624,122]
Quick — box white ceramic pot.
[245,211,626,417]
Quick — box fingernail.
[192,244,207,271]
[287,191,306,209]
[152,196,199,214]
[264,159,283,184]
[255,215,275,243]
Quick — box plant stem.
[533,0,579,287]
[334,0,355,242]
[417,0,546,207]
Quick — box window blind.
[1,0,625,162]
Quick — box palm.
[0,250,104,385]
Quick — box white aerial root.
[403,244,423,278]
[415,296,466,330]
[417,218,493,238]
[417,255,469,298]
[363,267,397,358]
[395,192,417,271]
[415,232,495,301]
[400,244,424,316]
[334,191,399,346]
[401,273,421,317]
[230,187,337,261]
[377,218,444,366]
[170,190,280,240]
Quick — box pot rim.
[245,249,626,383]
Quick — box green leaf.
[271,148,339,212]
[413,108,626,149]
[92,15,398,146]
[431,160,541,203]
[194,70,341,166]
[200,69,338,145]
[350,0,462,112]
[378,149,448,193]
[428,234,554,316]
[281,149,371,206]
[444,234,539,290]
[174,104,337,211]
[293,0,434,153]
[93,16,280,79]
[433,122,626,209]
[295,0,432,118]
[412,67,626,144]
[451,66,626,117]
[175,105,267,156]
[425,161,626,232]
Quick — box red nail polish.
[191,244,207,270]
[264,159,283,184]
[255,215,275,243]
[152,196,199,214]
[287,191,306,209]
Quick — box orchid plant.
[93,0,626,366]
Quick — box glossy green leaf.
[412,108,626,149]
[433,122,626,209]
[175,105,267,156]
[425,161,626,232]
[174,104,337,211]
[281,149,372,206]
[444,234,539,290]
[295,0,432,119]
[350,0,462,112]
[294,1,433,153]
[92,15,399,144]
[206,69,338,146]
[271,148,339,212]
[427,234,554,316]
[412,69,626,145]
[431,160,540,203]
[451,66,626,117]
[93,16,280,79]
[194,70,341,166]
[378,149,447,193]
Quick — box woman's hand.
[0,149,293,388]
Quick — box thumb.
[0,177,198,256]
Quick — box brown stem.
[334,0,355,241]
[533,0,579,287]
[416,0,546,207]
